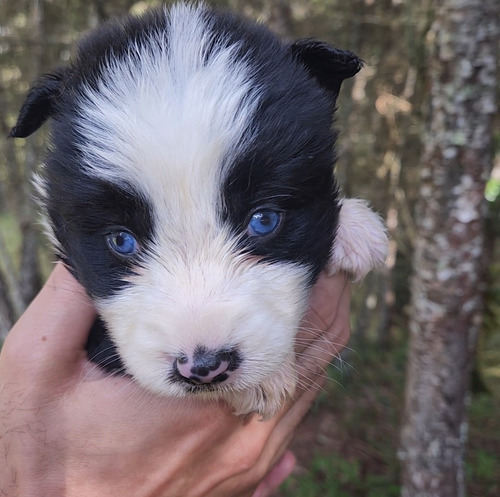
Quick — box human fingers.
[250,450,297,497]
[3,263,95,376]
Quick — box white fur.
[329,198,388,281]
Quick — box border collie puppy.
[11,3,388,418]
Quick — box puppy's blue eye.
[106,231,138,257]
[247,210,281,237]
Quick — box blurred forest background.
[0,0,498,496]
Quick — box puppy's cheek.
[328,197,389,281]
[96,300,175,393]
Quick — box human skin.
[0,264,351,497]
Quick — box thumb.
[251,451,297,497]
[5,263,96,373]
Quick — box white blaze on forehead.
[76,4,259,228]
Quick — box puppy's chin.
[138,355,297,420]
[117,348,298,419]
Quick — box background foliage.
[0,0,498,495]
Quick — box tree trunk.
[399,1,498,496]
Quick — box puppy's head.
[12,4,378,417]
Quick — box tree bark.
[400,1,498,496]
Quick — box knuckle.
[237,446,263,473]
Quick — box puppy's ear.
[328,198,388,281]
[10,68,66,138]
[291,39,363,105]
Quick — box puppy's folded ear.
[291,39,363,106]
[328,198,389,281]
[10,68,66,138]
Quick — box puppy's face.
[12,4,368,417]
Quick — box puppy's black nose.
[176,347,240,384]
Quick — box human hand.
[0,263,350,497]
